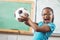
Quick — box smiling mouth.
[44,19,50,21]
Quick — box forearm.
[24,21,38,26]
[27,18,50,32]
[27,18,39,31]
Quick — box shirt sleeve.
[48,23,56,32]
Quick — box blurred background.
[0,0,60,40]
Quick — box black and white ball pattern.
[14,8,29,22]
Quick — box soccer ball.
[14,8,29,22]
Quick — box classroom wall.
[0,33,60,40]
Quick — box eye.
[47,14,51,15]
[19,10,22,14]
[42,14,46,16]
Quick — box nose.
[45,15,49,18]
[45,15,47,18]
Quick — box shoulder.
[38,21,43,26]
[47,22,56,31]
[48,22,56,27]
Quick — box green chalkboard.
[0,2,32,31]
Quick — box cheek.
[50,15,53,20]
[42,16,44,19]
[42,15,45,17]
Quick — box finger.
[24,13,29,17]
[21,16,25,18]
[21,15,27,19]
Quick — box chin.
[44,21,50,23]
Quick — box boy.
[19,7,56,40]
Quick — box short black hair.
[42,7,54,23]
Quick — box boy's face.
[42,9,53,23]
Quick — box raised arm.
[26,18,50,32]
[20,14,50,32]
[24,21,38,26]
